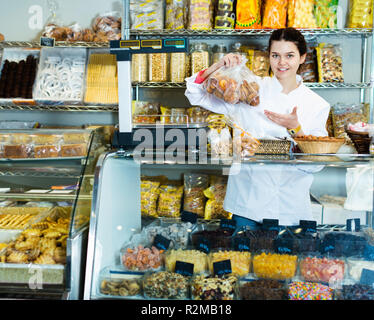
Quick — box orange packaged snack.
[235,0,262,29]
[262,0,288,29]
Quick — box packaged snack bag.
[262,0,288,28]
[314,0,339,28]
[235,0,262,29]
[287,0,317,28]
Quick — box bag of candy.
[204,58,260,106]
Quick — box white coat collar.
[271,75,304,95]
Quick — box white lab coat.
[185,73,330,225]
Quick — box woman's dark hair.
[268,28,307,56]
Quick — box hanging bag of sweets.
[215,0,236,29]
[204,57,260,106]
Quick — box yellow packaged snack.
[235,0,261,29]
[157,184,184,217]
[347,0,373,28]
[287,0,317,28]
[247,49,270,77]
[204,175,232,219]
[141,179,160,218]
[314,0,338,28]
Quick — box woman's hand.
[200,53,243,81]
[264,106,302,132]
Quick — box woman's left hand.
[264,106,299,129]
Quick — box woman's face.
[269,40,306,82]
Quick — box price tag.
[233,237,251,252]
[196,237,211,254]
[360,268,374,286]
[346,218,361,232]
[175,261,194,276]
[274,238,293,254]
[299,220,317,233]
[320,238,335,254]
[152,234,171,251]
[40,37,55,47]
[181,211,198,224]
[262,219,279,231]
[220,218,237,232]
[213,259,232,276]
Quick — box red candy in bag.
[204,59,260,106]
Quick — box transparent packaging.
[191,273,238,300]
[164,248,208,273]
[143,271,190,299]
[120,234,165,272]
[170,52,187,83]
[208,249,252,277]
[316,43,344,83]
[130,0,164,30]
[252,252,298,280]
[183,173,209,217]
[190,43,210,75]
[99,273,142,298]
[314,0,338,28]
[132,54,148,82]
[287,0,317,28]
[346,256,374,281]
[156,183,183,217]
[235,0,261,29]
[299,255,345,284]
[148,53,169,82]
[142,218,195,249]
[187,0,214,30]
[33,48,87,105]
[239,279,288,300]
[165,0,187,29]
[215,0,235,29]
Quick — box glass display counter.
[84,151,374,300]
[0,127,107,299]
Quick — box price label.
[196,237,211,254]
[233,237,251,252]
[175,261,194,276]
[320,238,335,254]
[181,211,198,224]
[299,220,317,233]
[152,234,171,251]
[213,259,232,276]
[262,219,279,231]
[360,268,374,286]
[220,218,237,232]
[40,37,55,47]
[274,238,293,254]
[346,218,361,232]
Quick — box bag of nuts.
[204,57,260,106]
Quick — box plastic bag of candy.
[204,58,260,106]
[235,0,261,29]
[262,0,288,28]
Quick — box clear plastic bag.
[130,0,164,30]
[204,59,260,106]
[165,0,187,29]
[316,43,344,83]
[187,0,214,30]
[215,0,236,29]
[92,11,121,41]
[183,173,209,216]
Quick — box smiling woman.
[185,27,331,227]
